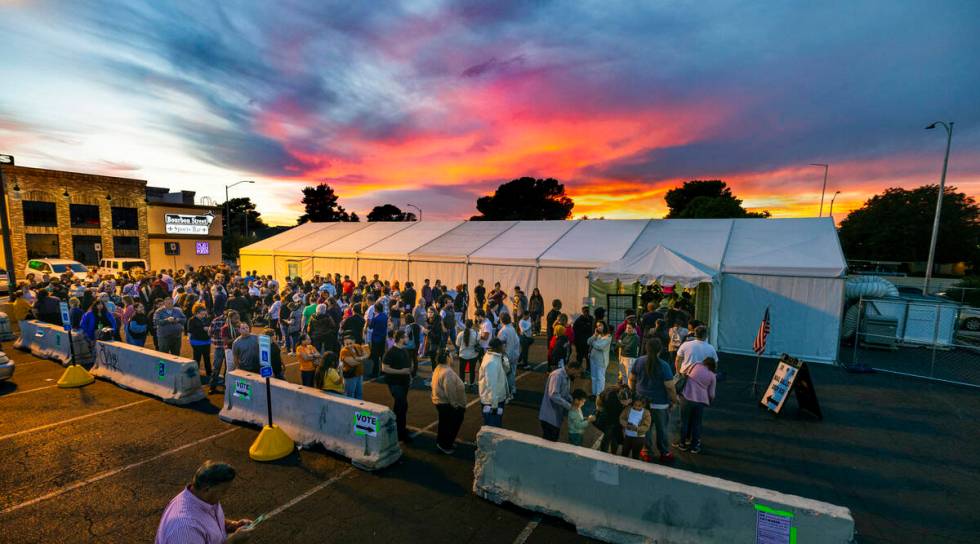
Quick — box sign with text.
[259,335,271,369]
[164,242,180,256]
[761,354,823,420]
[195,241,210,255]
[60,301,71,330]
[233,380,252,400]
[165,212,215,235]
[354,411,378,436]
[755,503,795,544]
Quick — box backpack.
[404,323,418,350]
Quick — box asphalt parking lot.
[2,336,979,543]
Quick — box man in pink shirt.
[156,461,253,544]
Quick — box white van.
[24,259,89,280]
[98,258,148,278]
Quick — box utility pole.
[923,121,954,295]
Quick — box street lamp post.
[406,203,422,221]
[829,190,841,219]
[225,180,256,237]
[0,155,17,301]
[810,163,829,217]
[923,121,954,295]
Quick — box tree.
[222,197,268,260]
[366,204,417,222]
[471,177,574,220]
[838,185,980,265]
[664,180,769,219]
[297,183,357,223]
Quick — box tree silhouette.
[839,185,980,264]
[222,197,268,259]
[471,177,574,220]
[367,204,417,222]
[664,180,769,218]
[297,183,357,223]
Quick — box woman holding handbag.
[675,357,717,454]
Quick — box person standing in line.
[431,350,467,454]
[496,313,521,400]
[295,333,320,387]
[566,389,592,446]
[572,306,594,368]
[207,310,228,394]
[340,335,369,399]
[126,302,150,347]
[538,360,583,441]
[474,279,487,311]
[81,299,116,343]
[368,302,388,379]
[587,321,612,397]
[382,331,413,444]
[421,279,433,308]
[455,319,480,389]
[630,338,676,464]
[478,338,509,427]
[620,396,652,460]
[674,325,718,374]
[595,384,630,455]
[617,321,640,385]
[518,310,534,370]
[155,461,253,544]
[528,288,545,335]
[676,357,717,454]
[667,317,689,367]
[188,307,212,377]
[231,322,260,373]
[154,297,186,356]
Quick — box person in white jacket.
[478,338,510,427]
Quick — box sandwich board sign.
[761,354,822,420]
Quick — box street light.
[829,190,841,219]
[923,121,954,295]
[809,163,829,217]
[0,154,18,300]
[406,203,422,221]
[225,180,256,237]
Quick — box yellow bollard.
[57,364,94,388]
[249,424,294,461]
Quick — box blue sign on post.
[60,302,71,331]
[258,335,272,377]
[260,366,273,378]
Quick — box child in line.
[620,396,652,459]
[566,389,593,446]
[314,351,345,395]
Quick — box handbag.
[672,366,690,395]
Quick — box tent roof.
[722,218,846,277]
[313,221,416,257]
[241,218,846,278]
[469,220,579,266]
[589,244,715,287]
[358,220,464,260]
[538,219,650,268]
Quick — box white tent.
[240,218,846,363]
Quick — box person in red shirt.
[342,276,355,297]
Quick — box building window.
[69,204,101,228]
[111,207,139,230]
[113,236,140,258]
[72,235,102,265]
[26,234,60,258]
[22,201,57,227]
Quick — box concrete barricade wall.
[14,320,92,366]
[473,427,855,544]
[219,369,401,470]
[91,341,205,404]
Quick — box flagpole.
[751,306,769,397]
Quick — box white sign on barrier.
[60,302,71,330]
[234,380,252,400]
[354,411,378,437]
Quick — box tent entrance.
[591,279,712,330]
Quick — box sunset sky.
[0,1,977,226]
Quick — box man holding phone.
[156,460,254,543]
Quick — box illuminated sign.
[165,212,215,235]
[196,241,210,255]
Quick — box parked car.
[97,258,147,279]
[958,307,980,333]
[23,259,89,281]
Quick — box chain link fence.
[840,292,980,387]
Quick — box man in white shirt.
[675,326,718,374]
[476,309,494,351]
[496,313,521,398]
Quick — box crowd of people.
[13,264,717,460]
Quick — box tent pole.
[752,354,761,397]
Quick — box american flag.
[753,307,771,355]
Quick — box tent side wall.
[466,263,536,302]
[356,258,409,284]
[407,260,467,291]
[312,257,357,279]
[537,267,591,314]
[716,273,843,364]
[240,254,275,278]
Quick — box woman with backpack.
[126,303,150,347]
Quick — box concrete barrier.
[473,427,855,544]
[0,312,15,341]
[14,320,93,366]
[90,341,206,404]
[219,369,401,470]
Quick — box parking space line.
[0,384,59,398]
[0,427,239,516]
[0,399,152,442]
[512,515,542,544]
[262,467,355,522]
[406,425,476,447]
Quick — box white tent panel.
[276,222,371,256]
[312,257,357,279]
[240,254,275,276]
[627,219,733,273]
[358,221,464,259]
[467,263,535,299]
[538,219,650,268]
[537,267,590,313]
[240,221,333,255]
[275,256,315,280]
[357,258,409,284]
[590,244,715,287]
[722,218,846,277]
[314,222,416,257]
[469,220,579,266]
[411,221,518,261]
[407,260,467,290]
[717,273,843,363]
